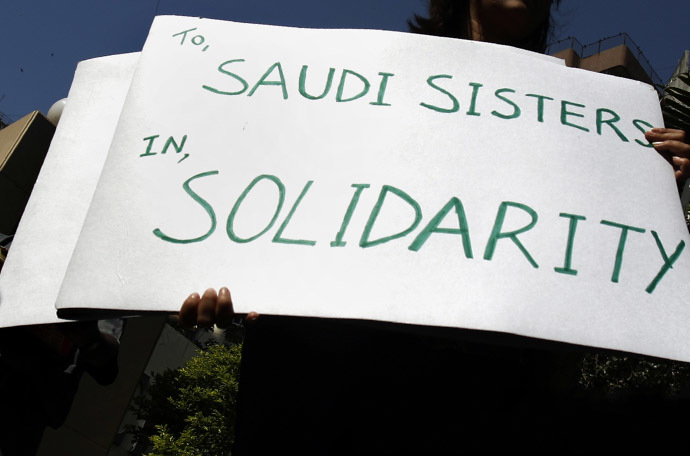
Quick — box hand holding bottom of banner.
[178,287,259,329]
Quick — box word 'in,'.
[141,134,189,163]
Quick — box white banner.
[5,16,690,361]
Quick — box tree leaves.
[660,51,690,134]
[128,344,242,456]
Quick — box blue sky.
[1,0,688,122]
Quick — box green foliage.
[580,352,690,396]
[129,344,242,456]
[660,52,690,135]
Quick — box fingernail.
[219,287,229,296]
[188,292,200,300]
[651,128,664,132]
[653,141,664,145]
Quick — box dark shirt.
[232,316,587,454]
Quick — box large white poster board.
[4,16,690,361]
[0,53,138,327]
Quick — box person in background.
[0,320,121,456]
[0,97,122,456]
[179,1,690,453]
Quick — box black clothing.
[233,317,585,454]
[233,317,690,454]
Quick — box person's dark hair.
[408,0,559,53]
